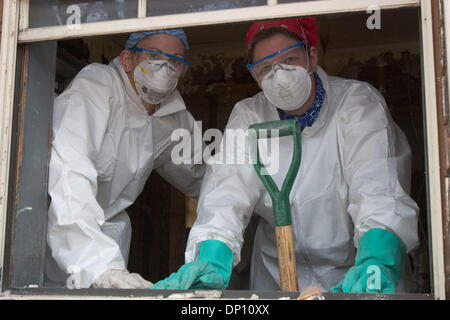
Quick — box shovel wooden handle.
[276,225,298,292]
[249,120,301,292]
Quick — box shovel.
[248,119,301,292]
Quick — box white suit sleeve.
[155,113,205,199]
[336,82,419,252]
[47,64,126,288]
[185,104,264,266]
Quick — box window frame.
[0,0,446,299]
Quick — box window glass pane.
[29,0,138,28]
[147,0,265,17]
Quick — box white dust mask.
[133,60,179,105]
[261,63,312,111]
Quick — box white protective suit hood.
[185,66,419,292]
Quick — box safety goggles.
[130,47,190,75]
[246,42,307,81]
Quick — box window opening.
[5,5,432,298]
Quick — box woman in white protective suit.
[152,18,419,293]
[45,29,205,289]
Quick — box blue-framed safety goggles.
[246,41,305,70]
[129,47,191,67]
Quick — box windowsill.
[1,288,434,300]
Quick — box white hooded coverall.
[185,67,419,291]
[46,57,205,288]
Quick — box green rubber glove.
[151,240,233,290]
[330,228,406,294]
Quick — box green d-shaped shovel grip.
[248,120,302,227]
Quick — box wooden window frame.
[0,0,446,299]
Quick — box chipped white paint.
[420,0,446,300]
[19,0,29,31]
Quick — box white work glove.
[91,269,153,289]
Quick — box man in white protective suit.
[45,29,205,289]
[152,18,419,294]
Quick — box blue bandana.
[277,73,325,131]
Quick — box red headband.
[245,17,318,51]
